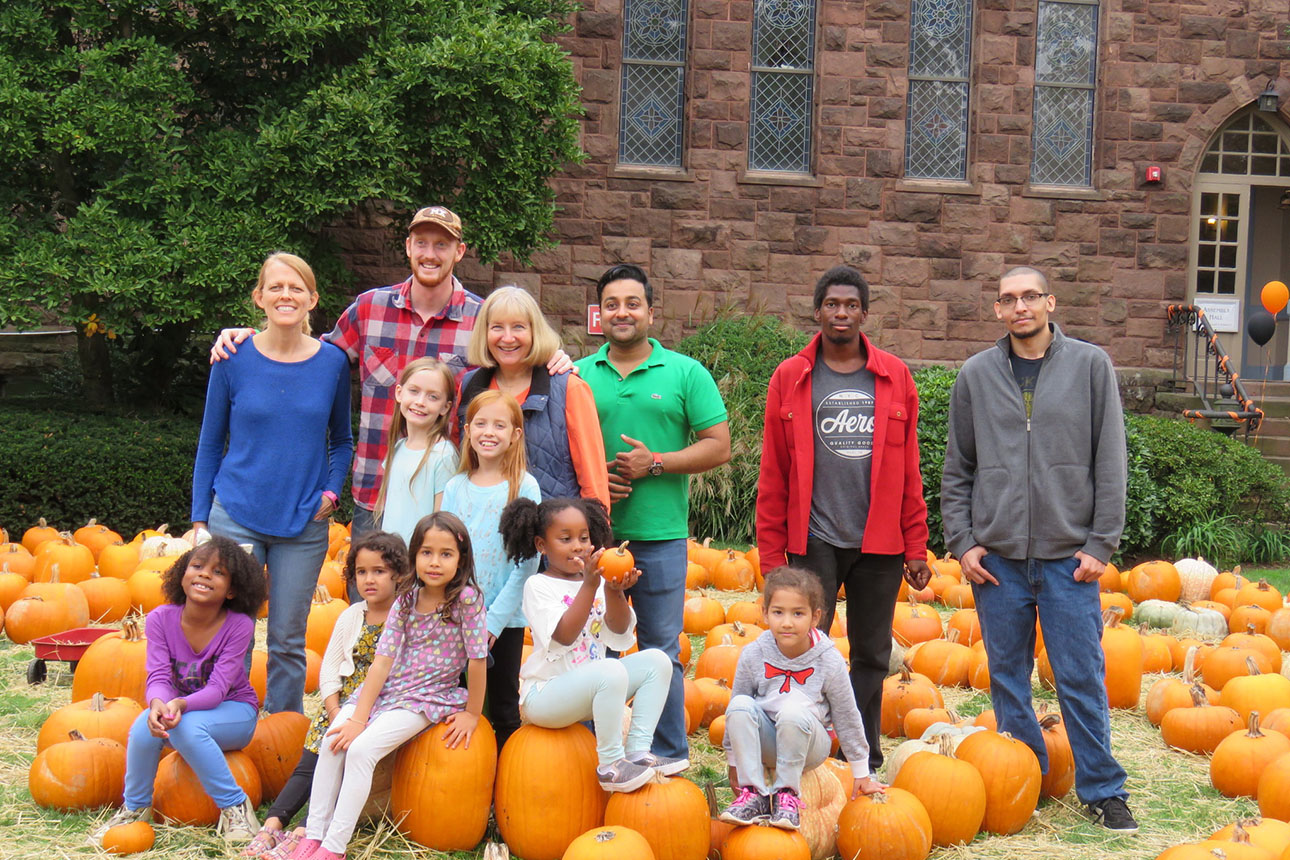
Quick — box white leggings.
[305,704,430,852]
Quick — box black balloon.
[1248,309,1277,346]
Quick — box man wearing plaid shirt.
[212,206,571,536]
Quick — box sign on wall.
[1194,297,1241,333]
[587,304,602,335]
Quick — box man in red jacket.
[756,265,932,773]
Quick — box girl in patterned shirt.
[500,496,680,793]
[241,531,412,860]
[290,513,488,860]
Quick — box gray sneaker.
[595,757,655,793]
[217,795,261,842]
[768,789,803,830]
[88,806,152,846]
[720,787,771,825]
[627,751,689,777]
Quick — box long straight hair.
[374,357,458,520]
[459,389,528,503]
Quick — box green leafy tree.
[0,0,583,408]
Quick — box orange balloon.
[1262,280,1289,315]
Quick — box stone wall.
[331,0,1290,367]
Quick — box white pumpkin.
[887,637,907,676]
[1175,557,1219,603]
[1169,605,1228,639]
[1136,599,1182,629]
[884,724,984,783]
[138,530,193,561]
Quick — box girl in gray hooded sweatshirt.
[720,567,883,830]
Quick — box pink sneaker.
[288,837,322,860]
[260,829,302,860]
[310,849,346,860]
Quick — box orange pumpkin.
[0,567,28,612]
[724,600,764,628]
[392,719,498,851]
[721,826,810,860]
[836,787,933,860]
[880,664,944,738]
[683,596,725,635]
[1257,753,1290,822]
[694,637,740,686]
[101,820,156,855]
[1126,560,1181,603]
[903,707,953,741]
[29,730,125,810]
[304,584,347,655]
[1037,710,1075,799]
[563,826,656,860]
[686,561,711,590]
[1212,711,1290,798]
[1232,604,1274,636]
[0,542,36,579]
[154,749,262,824]
[605,776,709,860]
[1161,683,1243,754]
[1203,647,1272,692]
[72,617,149,704]
[79,572,132,624]
[32,536,96,583]
[127,558,174,614]
[703,621,763,651]
[316,560,346,600]
[243,711,310,799]
[1210,819,1290,858]
[5,593,88,644]
[712,550,755,592]
[955,730,1041,835]
[694,677,731,727]
[74,519,124,560]
[1146,647,1218,726]
[891,601,942,647]
[707,715,726,749]
[1101,608,1143,709]
[1266,607,1290,652]
[21,517,61,552]
[37,692,142,752]
[890,735,987,846]
[906,632,971,688]
[599,542,635,585]
[1221,658,1290,724]
[494,724,607,860]
[1237,580,1284,613]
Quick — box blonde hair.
[466,286,562,369]
[460,390,528,503]
[255,252,317,335]
[374,358,459,520]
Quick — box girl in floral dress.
[240,531,411,859]
[289,512,487,860]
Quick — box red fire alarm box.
[1145,165,1163,183]
[587,304,602,336]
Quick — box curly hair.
[161,536,267,617]
[761,566,825,615]
[407,511,480,624]
[500,496,613,564]
[343,530,414,597]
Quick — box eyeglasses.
[996,292,1049,309]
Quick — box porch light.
[1259,84,1280,113]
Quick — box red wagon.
[27,627,116,684]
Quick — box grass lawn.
[3,588,1278,860]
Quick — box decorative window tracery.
[905,0,973,180]
[749,0,816,173]
[1030,0,1099,187]
[619,0,688,167]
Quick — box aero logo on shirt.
[815,388,874,460]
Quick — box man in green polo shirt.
[577,264,731,760]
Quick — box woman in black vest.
[457,285,610,512]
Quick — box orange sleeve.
[564,374,611,511]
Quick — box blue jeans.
[208,497,329,714]
[725,695,831,794]
[973,554,1128,805]
[124,701,258,809]
[624,538,689,759]
[521,649,672,767]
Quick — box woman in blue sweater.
[192,252,353,715]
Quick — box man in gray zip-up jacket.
[941,266,1138,834]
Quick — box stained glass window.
[1199,111,1290,177]
[904,0,973,181]
[1031,0,1099,187]
[619,0,688,167]
[749,0,816,173]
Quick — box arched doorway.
[1191,108,1290,380]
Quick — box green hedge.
[0,407,200,537]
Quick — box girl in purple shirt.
[88,537,267,848]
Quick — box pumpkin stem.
[1183,646,1199,683]
[313,584,331,603]
[68,729,86,741]
[91,692,107,712]
[122,616,144,642]
[37,517,48,528]
[871,790,890,804]
[1189,683,1210,708]
[1248,710,1265,738]
[617,540,630,553]
[1232,822,1252,844]
[1101,606,1124,628]
[50,562,61,583]
[1039,712,1062,730]
[899,660,913,683]
[704,781,721,816]
[1246,656,1263,676]
[937,734,953,756]
[593,831,618,843]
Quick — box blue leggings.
[124,701,258,810]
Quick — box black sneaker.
[719,787,771,825]
[1087,797,1139,834]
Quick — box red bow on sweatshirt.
[764,663,814,693]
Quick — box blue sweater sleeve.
[191,361,232,524]
[485,476,542,638]
[324,349,354,497]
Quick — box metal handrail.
[1166,304,1264,436]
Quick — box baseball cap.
[408,206,463,239]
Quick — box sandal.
[260,828,304,860]
[240,827,282,858]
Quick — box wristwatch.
[648,452,664,477]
